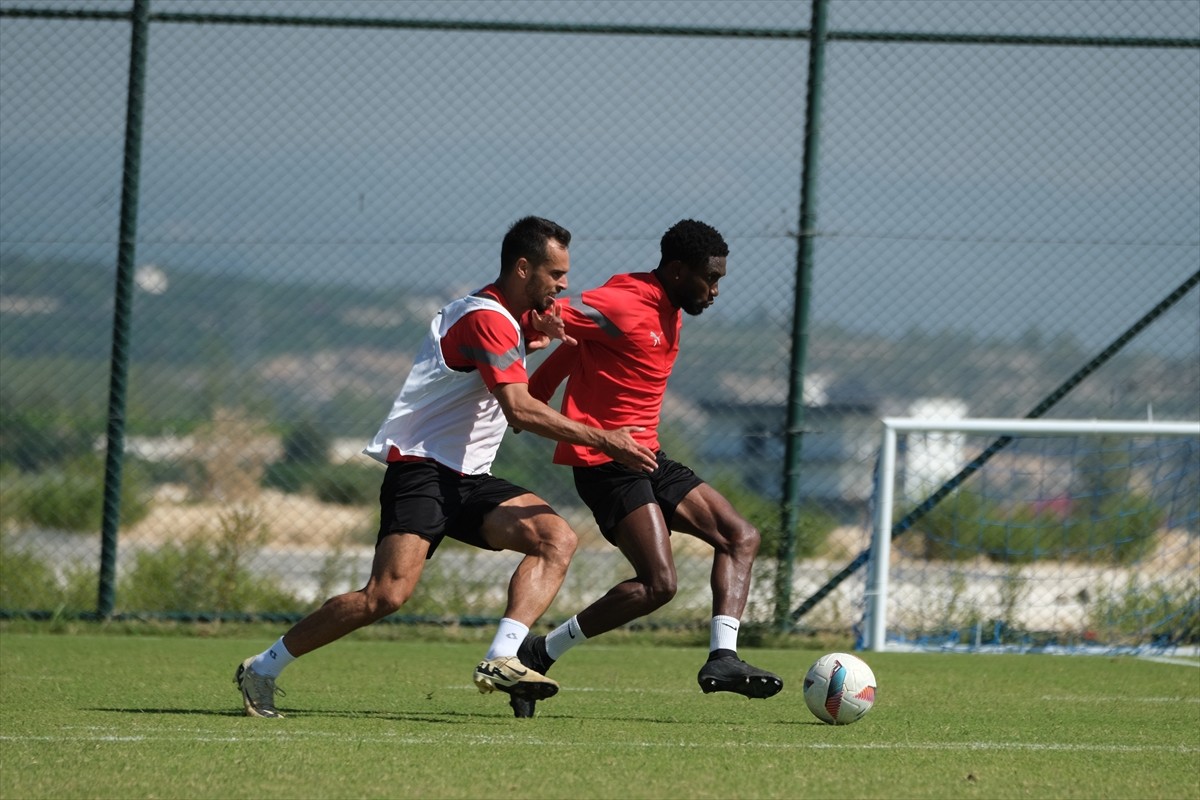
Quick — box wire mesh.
[1,0,1197,631]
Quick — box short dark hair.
[501,216,571,273]
[659,219,729,270]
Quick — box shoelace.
[242,670,287,699]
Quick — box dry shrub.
[188,407,280,503]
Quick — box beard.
[527,284,557,313]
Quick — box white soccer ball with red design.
[803,652,877,725]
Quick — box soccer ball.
[803,652,877,725]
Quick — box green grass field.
[1,628,1197,799]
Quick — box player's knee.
[527,517,578,566]
[364,586,408,619]
[643,574,678,609]
[734,522,761,558]
[718,520,760,560]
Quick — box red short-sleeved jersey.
[384,285,532,465]
[529,272,680,466]
[440,284,532,390]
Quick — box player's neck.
[482,281,525,318]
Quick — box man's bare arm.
[493,383,657,473]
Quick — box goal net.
[861,418,1200,654]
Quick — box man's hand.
[599,427,658,473]
[529,301,578,349]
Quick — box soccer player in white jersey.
[234,216,657,718]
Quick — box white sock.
[250,636,296,678]
[486,617,529,660]
[711,615,740,654]
[545,615,587,661]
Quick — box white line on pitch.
[1136,656,1200,668]
[1040,695,1200,703]
[1,733,1196,754]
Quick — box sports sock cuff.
[486,617,529,660]
[545,615,586,661]
[252,636,296,678]
[711,615,740,653]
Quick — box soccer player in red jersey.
[512,219,783,717]
[234,217,657,718]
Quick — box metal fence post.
[775,0,828,631]
[97,0,151,618]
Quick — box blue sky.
[2,0,1197,356]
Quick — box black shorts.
[572,451,703,544]
[377,460,531,558]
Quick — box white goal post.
[863,418,1200,653]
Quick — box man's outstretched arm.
[493,382,656,473]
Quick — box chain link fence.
[2,0,1197,638]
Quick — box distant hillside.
[1,253,439,365]
[2,253,1197,433]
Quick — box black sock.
[535,636,555,671]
